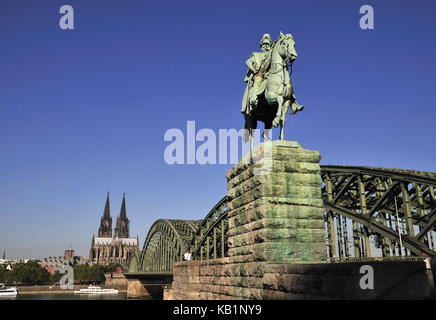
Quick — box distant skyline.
[1,0,435,259]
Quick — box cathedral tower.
[98,192,112,238]
[114,193,129,238]
[90,192,138,266]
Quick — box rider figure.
[241,33,272,115]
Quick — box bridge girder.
[322,165,436,258]
[129,165,436,272]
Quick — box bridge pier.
[125,271,173,299]
[127,278,150,298]
[225,140,326,264]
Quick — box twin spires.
[98,192,130,238]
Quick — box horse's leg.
[243,115,257,143]
[279,99,290,140]
[251,118,260,160]
[291,90,304,114]
[272,96,283,128]
[279,116,288,140]
[262,129,272,141]
[260,114,271,142]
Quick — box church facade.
[89,193,139,266]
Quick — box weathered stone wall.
[226,141,326,264]
[104,272,128,288]
[171,259,430,299]
[263,261,430,299]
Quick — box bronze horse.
[243,32,303,142]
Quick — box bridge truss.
[129,219,201,272]
[129,166,436,272]
[322,166,436,259]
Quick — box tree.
[8,261,50,285]
[73,264,89,284]
[72,264,107,284]
[89,265,105,283]
[3,268,13,286]
[0,266,7,283]
[104,263,122,273]
[49,270,64,284]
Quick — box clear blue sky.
[1,0,435,259]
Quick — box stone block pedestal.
[225,140,326,264]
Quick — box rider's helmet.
[259,33,272,47]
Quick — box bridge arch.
[138,219,201,271]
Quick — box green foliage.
[49,270,64,284]
[1,261,113,286]
[103,263,122,273]
[73,264,107,284]
[89,265,105,283]
[5,261,50,285]
[73,264,89,283]
[0,266,7,283]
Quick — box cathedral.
[89,193,139,266]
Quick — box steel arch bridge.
[129,219,202,272]
[128,166,436,272]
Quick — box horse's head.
[277,31,298,63]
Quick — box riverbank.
[17,284,127,295]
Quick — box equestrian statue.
[241,32,304,141]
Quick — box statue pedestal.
[226,140,327,263]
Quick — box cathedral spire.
[115,193,129,238]
[98,192,112,238]
[120,192,126,219]
[103,192,110,218]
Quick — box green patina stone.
[226,141,327,263]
